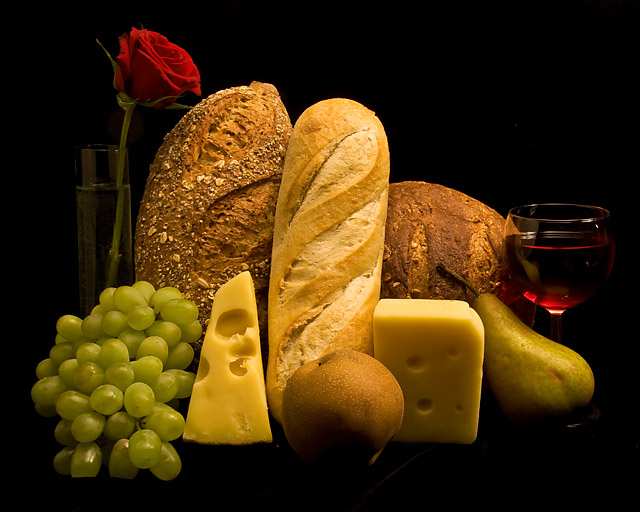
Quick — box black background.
[6,0,638,509]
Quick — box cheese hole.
[229,357,248,377]
[216,309,253,338]
[229,334,257,358]
[417,398,433,413]
[195,357,210,382]
[456,404,463,413]
[407,355,426,371]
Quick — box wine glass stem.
[549,311,563,344]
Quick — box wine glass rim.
[508,203,610,222]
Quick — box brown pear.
[472,293,595,424]
[281,349,404,466]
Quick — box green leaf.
[116,92,137,110]
[138,97,194,110]
[96,39,119,85]
[164,103,194,110]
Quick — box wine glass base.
[564,402,601,429]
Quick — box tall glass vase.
[75,144,133,316]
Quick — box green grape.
[100,439,115,468]
[53,445,75,476]
[109,438,139,479]
[70,442,102,477]
[132,280,156,303]
[117,328,146,356]
[58,358,79,388]
[179,320,203,344]
[150,442,182,481]
[127,305,156,331]
[146,320,182,348]
[81,313,105,340]
[54,418,76,445]
[74,334,93,347]
[90,304,108,316]
[35,358,58,379]
[76,342,101,365]
[103,410,136,441]
[130,355,163,385]
[165,342,195,370]
[37,283,193,480]
[160,298,199,326]
[34,403,58,417]
[150,371,179,403]
[104,361,135,391]
[55,389,93,420]
[94,336,112,346]
[31,375,69,407]
[71,411,106,443]
[90,384,124,415]
[97,338,130,368]
[165,369,196,399]
[136,335,169,364]
[124,381,155,417]
[113,285,148,314]
[101,310,129,337]
[128,429,162,469]
[56,314,84,342]
[99,287,117,310]
[142,408,185,441]
[150,286,183,314]
[72,362,105,394]
[49,341,75,367]
[148,401,175,415]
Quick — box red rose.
[114,27,201,108]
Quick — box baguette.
[266,98,390,424]
[134,82,292,363]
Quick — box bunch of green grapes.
[31,281,201,480]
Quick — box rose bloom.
[115,27,201,108]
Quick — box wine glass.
[503,203,615,345]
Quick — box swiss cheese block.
[373,299,484,444]
[183,271,273,444]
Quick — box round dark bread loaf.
[381,181,535,323]
[134,82,292,359]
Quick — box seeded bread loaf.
[266,98,390,424]
[134,82,292,360]
[381,181,535,323]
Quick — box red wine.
[504,232,615,313]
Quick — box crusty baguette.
[266,98,390,424]
[134,82,292,363]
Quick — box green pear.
[472,292,595,424]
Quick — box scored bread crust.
[134,82,292,361]
[266,98,390,424]
[381,181,505,302]
[381,181,537,326]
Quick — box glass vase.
[75,144,133,316]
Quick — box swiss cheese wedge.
[183,271,272,444]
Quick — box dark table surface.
[11,376,638,510]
